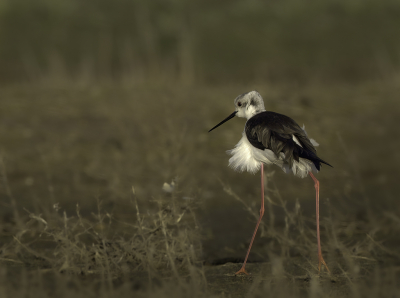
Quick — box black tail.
[315,157,333,170]
[298,148,332,171]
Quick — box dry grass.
[0,80,399,297]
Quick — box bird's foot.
[318,255,331,274]
[235,266,249,275]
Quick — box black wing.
[245,111,332,170]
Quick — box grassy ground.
[0,79,399,297]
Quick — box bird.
[208,91,332,275]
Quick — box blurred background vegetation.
[1,1,400,297]
[1,0,400,85]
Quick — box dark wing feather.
[245,111,332,170]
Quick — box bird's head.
[234,91,265,119]
[208,91,266,132]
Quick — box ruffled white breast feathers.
[226,132,275,174]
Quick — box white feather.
[310,139,319,147]
[227,132,264,174]
[292,135,302,147]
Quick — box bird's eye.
[238,102,242,107]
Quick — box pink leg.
[309,172,330,273]
[236,163,265,275]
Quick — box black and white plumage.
[229,110,332,177]
[213,91,331,177]
[209,91,331,275]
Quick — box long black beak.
[208,111,237,132]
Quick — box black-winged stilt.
[209,91,332,275]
